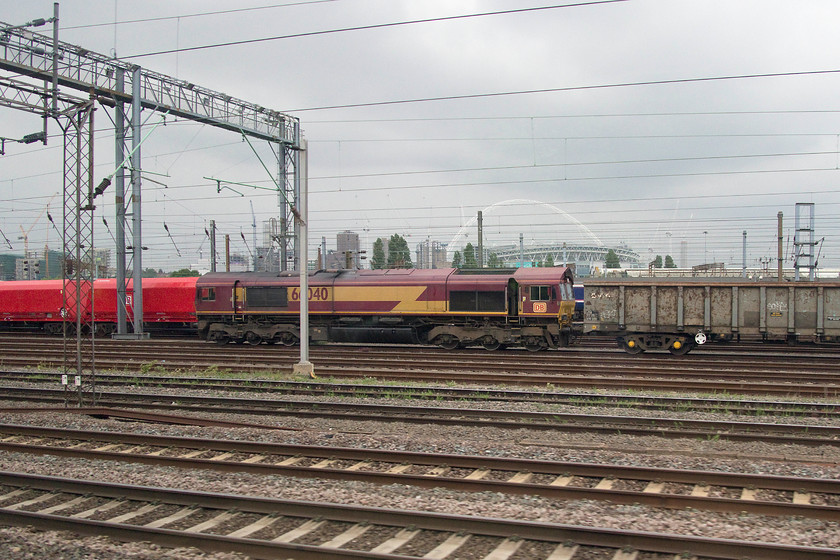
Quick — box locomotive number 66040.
[289,287,331,302]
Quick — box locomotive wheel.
[523,337,545,352]
[668,339,692,356]
[212,333,231,345]
[481,337,502,351]
[278,332,298,346]
[435,335,460,350]
[245,331,263,345]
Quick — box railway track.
[2,421,839,521]
[4,336,840,395]
[2,388,840,446]
[4,370,840,418]
[1,471,837,560]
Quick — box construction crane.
[249,200,258,271]
[17,193,58,278]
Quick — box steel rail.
[2,422,840,520]
[4,370,840,417]
[0,334,840,372]
[1,387,839,445]
[0,471,837,560]
[6,354,840,396]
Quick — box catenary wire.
[122,2,630,59]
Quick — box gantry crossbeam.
[0,23,299,143]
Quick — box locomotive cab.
[518,282,574,327]
[508,267,576,350]
[513,268,575,327]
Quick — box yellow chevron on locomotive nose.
[333,286,444,312]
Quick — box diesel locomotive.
[194,267,577,351]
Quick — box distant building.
[0,254,22,280]
[93,248,112,278]
[415,239,449,269]
[337,230,361,268]
[322,231,362,269]
[5,248,77,280]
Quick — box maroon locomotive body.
[195,267,576,351]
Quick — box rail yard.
[2,334,840,559]
[5,1,840,558]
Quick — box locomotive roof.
[197,267,574,285]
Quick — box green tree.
[605,249,620,269]
[387,234,413,268]
[451,251,462,268]
[664,255,676,268]
[544,254,555,267]
[463,242,478,268]
[371,238,386,269]
[487,252,501,268]
[170,268,199,277]
[652,255,663,268]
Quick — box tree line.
[604,250,676,269]
[368,235,678,271]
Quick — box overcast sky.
[3,0,840,272]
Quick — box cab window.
[530,286,550,301]
[199,287,216,302]
[560,284,573,300]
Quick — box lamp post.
[703,231,708,264]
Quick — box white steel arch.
[448,199,603,257]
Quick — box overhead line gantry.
[0,4,304,399]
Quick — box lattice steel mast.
[0,6,303,397]
[0,11,301,338]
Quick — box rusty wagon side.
[583,278,840,354]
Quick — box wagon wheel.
[94,323,115,337]
[435,335,460,350]
[244,331,263,345]
[620,337,644,355]
[668,338,692,356]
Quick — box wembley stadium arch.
[448,199,641,273]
